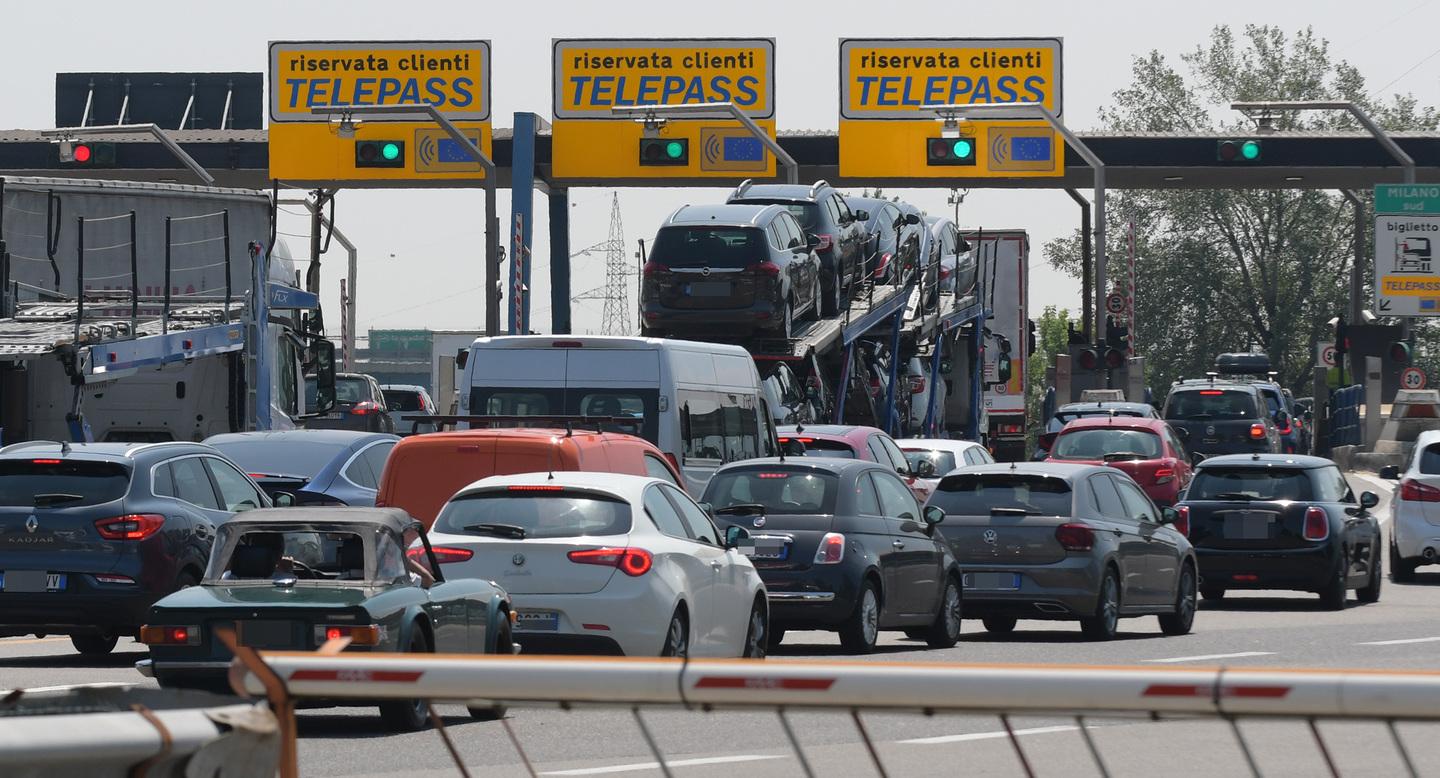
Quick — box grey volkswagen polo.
[925,462,1198,640]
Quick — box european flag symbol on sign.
[724,136,765,162]
[1422,299,1437,311]
[1010,137,1052,162]
[436,138,474,163]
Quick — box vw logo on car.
[982,529,998,545]
[511,553,526,567]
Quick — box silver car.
[925,463,1197,640]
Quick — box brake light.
[1303,507,1329,541]
[814,532,846,564]
[1055,523,1095,551]
[869,377,881,397]
[508,485,565,492]
[314,624,382,646]
[1277,419,1293,435]
[1154,467,1175,485]
[551,340,584,348]
[94,514,165,541]
[642,261,664,276]
[139,625,200,646]
[568,547,653,576]
[939,265,952,279]
[31,459,62,465]
[813,234,834,252]
[757,473,790,479]
[1249,424,1267,439]
[746,261,782,277]
[1199,390,1224,396]
[909,375,926,394]
[779,437,815,444]
[997,423,1024,435]
[350,401,382,416]
[427,546,475,564]
[1400,478,1440,503]
[872,252,891,279]
[664,452,682,472]
[1173,505,1190,537]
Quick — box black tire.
[839,580,880,654]
[1200,586,1226,602]
[1159,563,1198,636]
[1319,553,1349,611]
[1357,546,1383,604]
[71,634,118,655]
[1080,570,1121,641]
[777,299,794,340]
[923,576,963,648]
[821,267,842,317]
[982,616,1018,635]
[660,608,689,658]
[468,618,512,721]
[176,570,199,591]
[742,599,768,659]
[379,627,432,732]
[767,628,786,651]
[1391,540,1419,583]
[805,275,822,321]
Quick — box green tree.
[1027,306,1073,445]
[1044,25,1439,393]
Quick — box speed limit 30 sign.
[1402,366,1427,390]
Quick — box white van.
[459,336,777,492]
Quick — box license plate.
[686,281,730,297]
[750,536,789,560]
[238,620,296,648]
[1,571,65,593]
[1224,513,1272,540]
[515,610,559,632]
[1202,438,1219,445]
[963,572,1021,591]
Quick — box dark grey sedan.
[203,430,398,507]
[925,462,1198,640]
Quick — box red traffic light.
[1104,348,1126,370]
[73,144,92,163]
[1390,341,1413,365]
[1077,348,1099,370]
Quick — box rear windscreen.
[210,440,349,479]
[1051,429,1161,460]
[468,387,658,443]
[735,200,820,230]
[902,450,957,476]
[650,226,766,269]
[1421,445,1440,475]
[384,390,423,412]
[787,439,855,459]
[930,474,1074,516]
[433,492,632,538]
[1187,468,1312,501]
[704,469,838,515]
[1165,390,1257,420]
[0,460,130,507]
[306,377,369,408]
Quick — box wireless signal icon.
[704,134,723,166]
[418,136,438,167]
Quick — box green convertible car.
[137,507,515,731]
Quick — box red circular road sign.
[1106,293,1126,315]
[1320,345,1337,368]
[1402,367,1427,390]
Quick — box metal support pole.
[222,209,231,322]
[884,309,904,436]
[1342,190,1365,325]
[1066,189,1092,342]
[510,112,546,335]
[968,319,984,442]
[128,210,138,332]
[550,189,572,334]
[924,337,945,436]
[1314,366,1331,458]
[74,216,84,343]
[835,344,854,424]
[163,217,172,335]
[277,198,356,364]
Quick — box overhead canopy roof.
[1,129,1437,190]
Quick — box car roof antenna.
[60,439,71,456]
[547,436,557,480]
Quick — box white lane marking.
[898,724,1079,745]
[540,755,781,776]
[1359,636,1440,646]
[1145,651,1275,663]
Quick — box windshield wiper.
[32,493,84,506]
[991,506,1038,516]
[1102,452,1144,461]
[714,503,766,516]
[462,523,527,539]
[1213,492,1256,501]
[1185,413,1214,420]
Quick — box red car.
[1046,417,1195,506]
[777,424,938,503]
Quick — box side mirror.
[923,505,945,526]
[698,501,715,517]
[914,459,936,478]
[455,348,469,370]
[996,354,1013,384]
[1159,506,1179,525]
[1190,451,1207,467]
[1361,491,1380,510]
[306,339,337,416]
[806,233,821,251]
[1036,431,1058,453]
[1379,465,1401,480]
[272,492,296,508]
[724,524,751,550]
[854,209,870,222]
[905,213,921,225]
[1175,426,1190,440]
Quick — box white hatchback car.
[426,471,769,658]
[1382,430,1440,580]
[900,438,995,479]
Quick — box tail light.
[426,546,475,564]
[872,252,891,279]
[350,401,382,416]
[806,375,822,392]
[94,514,165,541]
[1055,523,1095,551]
[508,484,564,492]
[139,625,200,646]
[869,377,882,397]
[1154,466,1175,485]
[1400,478,1440,503]
[1276,420,1293,435]
[814,533,846,564]
[1294,418,1304,430]
[1249,424,1266,439]
[814,234,834,253]
[1303,507,1329,541]
[664,452,682,472]
[746,261,782,277]
[642,261,665,276]
[314,624,383,646]
[909,375,926,394]
[31,459,62,465]
[1173,505,1190,537]
[939,265,952,279]
[996,422,1024,435]
[568,547,653,576]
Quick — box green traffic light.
[381,142,401,161]
[664,141,684,159]
[952,139,974,159]
[1240,140,1260,160]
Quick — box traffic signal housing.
[1217,139,1262,163]
[59,141,116,167]
[355,140,405,168]
[926,137,977,166]
[1389,341,1413,365]
[639,138,688,166]
[1076,347,1100,371]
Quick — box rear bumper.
[304,414,386,433]
[148,659,237,693]
[507,586,673,658]
[1188,440,1274,456]
[642,300,784,336]
[956,558,1101,620]
[759,566,860,628]
[1194,545,1334,590]
[1392,509,1440,561]
[0,588,157,637]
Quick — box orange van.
[375,428,687,528]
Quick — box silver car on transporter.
[924,462,1199,640]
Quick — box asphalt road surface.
[5,473,1438,777]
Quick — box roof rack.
[809,179,830,198]
[732,179,754,199]
[402,414,643,436]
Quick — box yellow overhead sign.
[551,38,776,180]
[267,40,491,184]
[838,38,1064,179]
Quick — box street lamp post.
[609,102,798,184]
[311,104,502,336]
[924,102,1107,343]
[39,124,215,185]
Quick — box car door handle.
[1112,529,1123,537]
[892,540,905,549]
[711,561,723,570]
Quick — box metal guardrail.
[224,635,1440,778]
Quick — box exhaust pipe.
[1033,602,1068,614]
